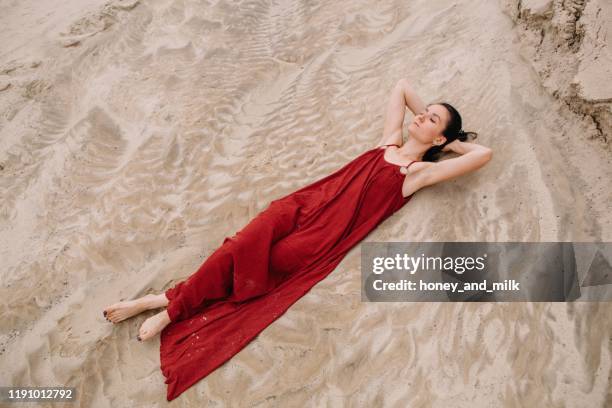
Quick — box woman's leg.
[165,201,301,323]
[135,230,310,342]
[269,235,307,279]
[137,233,296,342]
[138,309,172,342]
[103,293,169,323]
[165,243,235,322]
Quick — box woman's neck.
[397,136,431,162]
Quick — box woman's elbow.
[471,148,493,171]
[397,78,411,89]
[480,147,493,164]
[485,147,493,159]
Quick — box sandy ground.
[1,0,611,406]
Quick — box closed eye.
[425,107,437,123]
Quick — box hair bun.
[457,129,478,142]
[457,129,468,141]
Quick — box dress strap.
[379,143,400,149]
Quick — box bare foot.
[137,310,171,341]
[103,294,168,323]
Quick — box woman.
[103,78,492,400]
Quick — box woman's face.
[408,104,450,146]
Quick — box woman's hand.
[442,139,491,156]
[442,139,462,153]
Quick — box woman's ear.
[433,136,447,146]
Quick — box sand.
[1,0,611,406]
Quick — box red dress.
[160,144,418,400]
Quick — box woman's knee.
[234,202,300,245]
[269,237,305,277]
[270,203,302,242]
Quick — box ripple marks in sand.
[57,0,142,47]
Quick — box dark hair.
[422,102,478,162]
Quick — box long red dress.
[160,144,418,400]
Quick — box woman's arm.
[401,79,427,117]
[419,140,493,187]
[377,79,427,147]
